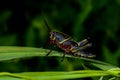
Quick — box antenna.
[41,15,51,32]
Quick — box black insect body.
[43,18,95,61]
[49,30,75,53]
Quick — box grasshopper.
[43,18,95,61]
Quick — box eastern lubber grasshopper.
[43,17,96,61]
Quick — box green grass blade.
[0,46,119,71]
[0,46,49,61]
[0,71,114,80]
[0,70,119,80]
[77,57,120,70]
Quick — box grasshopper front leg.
[46,49,53,56]
[46,45,56,56]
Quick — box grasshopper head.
[49,30,56,44]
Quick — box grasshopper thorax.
[49,30,72,44]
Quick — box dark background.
[0,0,120,75]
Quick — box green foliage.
[0,0,120,80]
[0,46,119,80]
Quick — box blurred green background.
[0,0,120,78]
